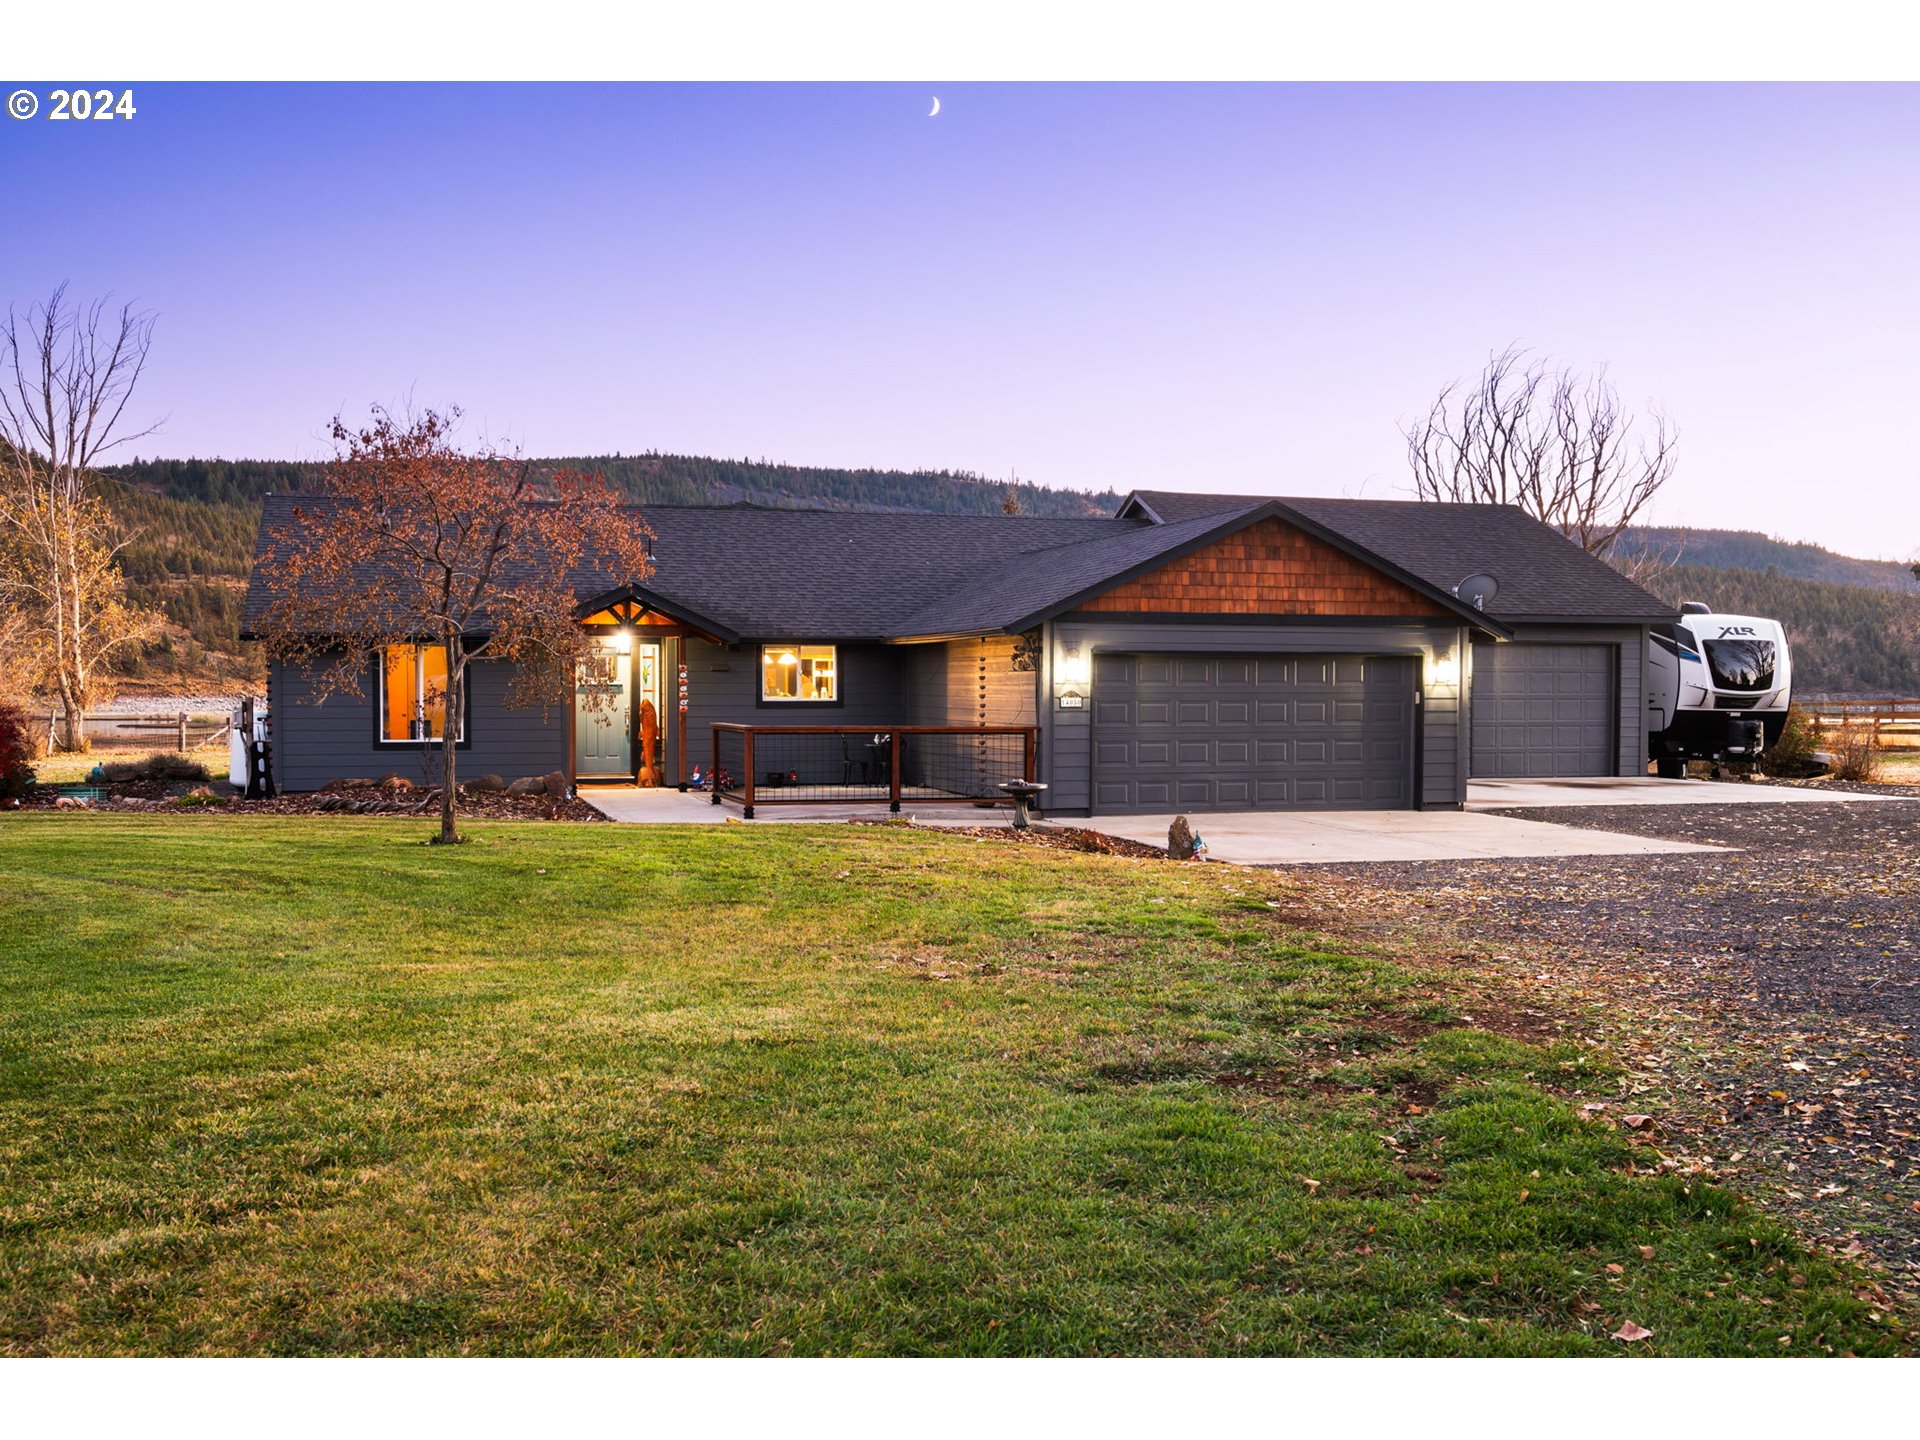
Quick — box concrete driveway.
[1466,776,1905,809]
[582,776,1906,865]
[1072,808,1723,865]
[1078,778,1905,865]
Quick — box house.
[241,490,1677,814]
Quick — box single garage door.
[1469,642,1615,777]
[1090,652,1415,814]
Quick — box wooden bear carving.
[638,698,660,788]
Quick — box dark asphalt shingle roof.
[244,487,1672,641]
[893,511,1244,637]
[1118,491,1677,623]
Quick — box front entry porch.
[570,585,728,789]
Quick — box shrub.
[1826,719,1883,783]
[1757,704,1821,778]
[100,752,213,784]
[0,704,36,799]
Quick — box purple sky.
[5,82,1916,557]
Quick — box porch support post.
[743,728,756,820]
[711,723,721,805]
[889,727,902,813]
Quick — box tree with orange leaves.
[254,405,653,844]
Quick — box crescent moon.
[928,95,941,118]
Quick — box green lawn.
[0,816,1905,1356]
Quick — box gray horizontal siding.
[270,653,565,793]
[1042,619,1468,813]
[686,640,909,774]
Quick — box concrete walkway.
[579,785,1020,828]
[1466,776,1908,809]
[1071,808,1721,865]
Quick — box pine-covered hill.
[84,458,1920,697]
[94,454,1122,688]
[1620,526,1916,593]
[1649,562,1920,696]
[101,453,1120,518]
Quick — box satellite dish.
[1453,573,1500,611]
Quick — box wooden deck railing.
[710,724,1037,819]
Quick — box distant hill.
[102,453,1120,518]
[1620,526,1916,593]
[94,453,1122,690]
[1646,562,1920,696]
[78,463,1920,698]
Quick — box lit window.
[380,642,458,741]
[761,644,838,701]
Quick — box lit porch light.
[1058,644,1091,686]
[1429,650,1460,687]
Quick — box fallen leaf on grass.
[1605,1263,1624,1274]
[1612,1321,1654,1343]
[1302,1178,1321,1193]
[1638,1245,1655,1260]
[1622,1114,1655,1130]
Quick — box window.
[761,644,838,702]
[1703,638,1776,692]
[379,642,460,741]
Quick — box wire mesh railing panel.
[901,729,1029,800]
[711,726,748,801]
[710,725,1034,812]
[742,730,895,804]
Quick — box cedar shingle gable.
[1075,516,1446,618]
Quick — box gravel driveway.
[1321,782,1920,1283]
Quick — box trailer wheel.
[1655,758,1685,780]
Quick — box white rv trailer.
[1646,604,1793,777]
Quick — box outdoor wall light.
[1429,650,1460,687]
[1058,645,1091,686]
[611,629,634,653]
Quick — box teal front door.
[575,645,633,777]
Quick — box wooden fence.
[39,708,233,754]
[1796,698,1920,745]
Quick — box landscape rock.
[1168,814,1197,860]
[321,778,373,793]
[377,774,414,791]
[506,775,547,797]
[465,773,508,793]
[542,770,570,801]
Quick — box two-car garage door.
[1090,652,1415,813]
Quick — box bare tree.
[0,285,161,750]
[253,405,655,845]
[1405,345,1679,575]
